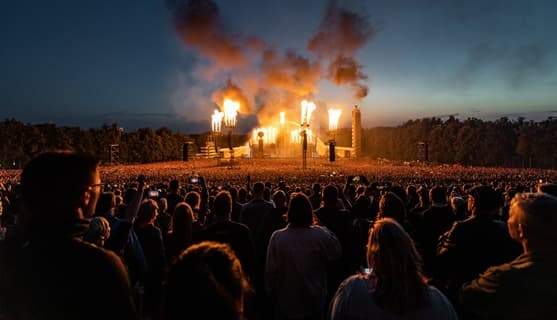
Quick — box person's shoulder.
[340,274,371,289]
[425,285,457,317]
[70,238,126,270]
[230,220,251,232]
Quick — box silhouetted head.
[468,185,500,216]
[287,193,313,227]
[21,151,100,232]
[429,186,446,205]
[272,190,287,209]
[323,184,339,207]
[165,241,250,320]
[214,191,232,219]
[253,182,265,199]
[378,192,406,225]
[96,192,116,215]
[185,191,201,209]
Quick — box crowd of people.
[0,151,556,320]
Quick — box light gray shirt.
[266,224,342,319]
[331,274,458,320]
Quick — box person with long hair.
[266,193,342,320]
[134,199,167,318]
[330,218,457,320]
[166,202,194,262]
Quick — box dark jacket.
[461,251,557,320]
[203,220,255,278]
[418,205,455,273]
[239,199,274,240]
[0,220,137,320]
[437,215,521,288]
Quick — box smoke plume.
[169,0,248,68]
[308,0,374,99]
[167,0,374,130]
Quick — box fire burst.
[279,112,286,126]
[211,110,224,132]
[300,100,316,125]
[223,98,240,127]
[252,127,277,144]
[328,108,342,131]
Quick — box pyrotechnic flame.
[300,100,316,125]
[252,127,277,144]
[279,112,286,126]
[290,129,301,144]
[290,128,314,144]
[211,109,224,132]
[328,108,342,131]
[223,98,240,127]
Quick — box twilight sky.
[1,0,556,132]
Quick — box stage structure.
[328,108,342,163]
[352,105,362,158]
[208,98,362,168]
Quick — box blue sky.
[1,0,556,132]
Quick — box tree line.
[359,116,557,168]
[0,120,193,167]
[0,116,555,168]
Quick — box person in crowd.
[185,190,203,223]
[256,190,288,268]
[406,185,419,211]
[156,197,172,239]
[0,151,137,320]
[97,179,147,286]
[240,182,274,240]
[238,187,248,204]
[377,191,407,226]
[229,186,244,222]
[419,186,455,274]
[315,185,357,297]
[461,193,557,319]
[330,218,457,320]
[437,185,521,301]
[204,191,255,278]
[350,195,374,270]
[450,196,467,221]
[165,241,250,320]
[166,179,183,216]
[309,183,322,210]
[83,216,111,247]
[134,199,167,318]
[166,202,194,262]
[266,193,342,320]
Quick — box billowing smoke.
[261,49,321,97]
[167,0,374,130]
[308,0,374,99]
[169,0,249,68]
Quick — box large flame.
[279,111,286,126]
[252,127,277,144]
[211,109,224,132]
[300,100,316,125]
[328,108,342,131]
[290,128,314,144]
[223,98,240,127]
